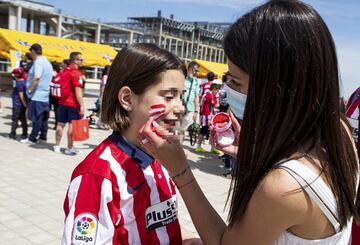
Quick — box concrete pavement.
[0,95,231,244]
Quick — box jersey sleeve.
[61,174,115,245]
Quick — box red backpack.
[50,69,72,99]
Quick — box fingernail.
[152,121,160,128]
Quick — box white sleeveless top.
[272,160,353,245]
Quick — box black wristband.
[171,165,190,180]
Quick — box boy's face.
[212,88,220,95]
[129,69,185,135]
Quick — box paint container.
[211,112,235,146]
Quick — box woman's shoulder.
[227,166,313,243]
[249,166,311,225]
[259,167,308,204]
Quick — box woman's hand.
[210,111,241,158]
[139,118,188,175]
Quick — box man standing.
[21,44,53,144]
[53,52,84,155]
[177,61,200,144]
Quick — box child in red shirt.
[196,83,221,153]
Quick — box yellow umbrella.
[193,59,228,78]
[0,28,117,67]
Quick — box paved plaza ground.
[0,94,231,244]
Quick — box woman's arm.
[177,169,227,244]
[139,119,306,245]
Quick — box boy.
[62,44,200,245]
[196,83,221,153]
[9,68,28,139]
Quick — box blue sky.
[41,0,360,98]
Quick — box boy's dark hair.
[70,52,82,62]
[188,61,199,70]
[51,62,61,73]
[207,72,215,81]
[210,83,221,90]
[29,43,42,55]
[222,74,228,83]
[25,52,33,61]
[63,59,71,66]
[101,43,186,132]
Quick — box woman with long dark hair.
[139,1,359,244]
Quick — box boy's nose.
[173,101,185,117]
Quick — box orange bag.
[71,118,90,141]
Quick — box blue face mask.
[224,83,247,120]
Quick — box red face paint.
[149,104,166,120]
[211,113,235,146]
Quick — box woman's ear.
[118,86,136,112]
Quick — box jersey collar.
[109,131,154,169]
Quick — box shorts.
[176,112,195,133]
[58,105,80,123]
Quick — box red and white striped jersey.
[62,132,182,245]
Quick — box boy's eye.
[165,96,174,101]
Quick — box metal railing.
[0,60,11,72]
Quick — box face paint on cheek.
[149,104,166,130]
[149,104,166,120]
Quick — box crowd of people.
[5,43,87,155]
[4,42,235,172]
[177,63,235,174]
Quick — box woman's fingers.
[229,110,241,135]
[139,118,163,148]
[221,145,238,158]
[139,119,177,148]
[210,129,219,149]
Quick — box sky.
[40,0,360,98]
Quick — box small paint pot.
[211,112,235,146]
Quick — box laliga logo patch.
[72,213,97,244]
[145,196,178,230]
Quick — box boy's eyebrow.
[160,88,179,93]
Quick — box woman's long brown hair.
[224,0,358,229]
